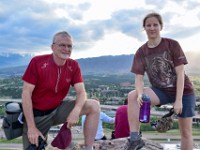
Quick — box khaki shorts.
[22,99,75,149]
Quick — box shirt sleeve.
[131,49,145,75]
[22,57,38,85]
[81,115,86,128]
[101,112,115,124]
[71,61,84,86]
[170,40,188,67]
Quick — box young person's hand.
[173,100,183,115]
[137,94,143,107]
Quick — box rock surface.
[66,138,163,150]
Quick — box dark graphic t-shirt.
[131,38,194,95]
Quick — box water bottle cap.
[142,94,150,100]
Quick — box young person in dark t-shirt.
[22,31,100,150]
[125,12,195,150]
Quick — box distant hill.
[77,55,133,75]
[0,65,27,78]
[0,52,199,77]
[0,53,32,69]
[0,54,134,77]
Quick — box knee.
[181,129,192,139]
[128,90,137,103]
[87,100,100,114]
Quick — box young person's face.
[52,35,73,60]
[144,17,162,39]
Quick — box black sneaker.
[124,139,145,150]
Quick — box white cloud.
[0,0,200,59]
[72,31,142,59]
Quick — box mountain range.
[0,53,33,68]
[0,54,134,76]
[0,52,199,77]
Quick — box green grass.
[0,138,22,143]
[192,128,200,135]
[143,128,200,136]
[104,128,200,143]
[141,128,200,143]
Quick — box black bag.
[2,102,23,140]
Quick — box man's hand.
[27,127,45,147]
[66,107,81,129]
[67,82,87,129]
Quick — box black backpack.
[2,101,23,140]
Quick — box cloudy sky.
[0,0,200,59]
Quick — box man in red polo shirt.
[22,31,100,150]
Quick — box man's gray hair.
[52,31,72,44]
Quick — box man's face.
[52,35,73,60]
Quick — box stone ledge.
[66,138,163,150]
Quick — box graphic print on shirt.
[41,62,49,69]
[145,51,176,88]
[67,66,73,72]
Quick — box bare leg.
[128,88,160,132]
[128,90,140,132]
[80,100,100,146]
[178,117,193,150]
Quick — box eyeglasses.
[53,43,73,49]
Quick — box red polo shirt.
[22,54,83,110]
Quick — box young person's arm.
[135,74,144,106]
[174,64,185,114]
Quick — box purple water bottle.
[139,94,151,123]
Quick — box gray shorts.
[151,87,196,118]
[23,99,75,149]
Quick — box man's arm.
[66,82,87,128]
[22,81,44,146]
